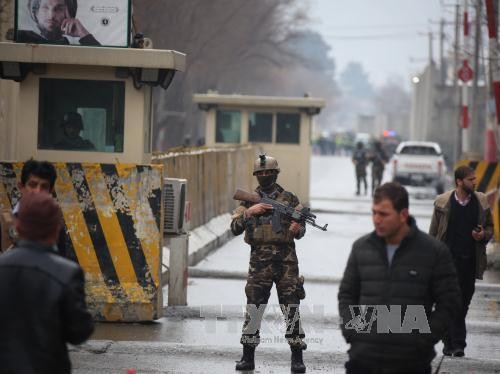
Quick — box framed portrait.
[14,0,131,47]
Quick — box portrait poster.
[15,0,131,47]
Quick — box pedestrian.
[429,165,493,357]
[1,159,67,256]
[231,154,307,373]
[0,192,94,373]
[352,141,368,195]
[370,141,388,195]
[338,182,461,374]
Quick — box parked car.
[391,141,447,194]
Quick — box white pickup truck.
[391,141,447,194]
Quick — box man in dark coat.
[0,192,94,374]
[338,182,461,374]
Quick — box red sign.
[458,61,474,82]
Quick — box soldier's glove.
[245,203,273,217]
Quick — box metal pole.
[440,18,446,85]
[484,0,499,161]
[470,0,482,151]
[453,4,461,162]
[429,31,434,64]
[461,0,471,154]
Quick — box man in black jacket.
[338,182,461,374]
[0,192,94,373]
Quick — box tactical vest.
[244,191,297,245]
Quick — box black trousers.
[355,170,367,194]
[444,255,475,349]
[345,360,431,374]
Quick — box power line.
[320,23,429,30]
[321,32,422,40]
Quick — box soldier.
[231,154,307,373]
[370,141,388,195]
[54,112,95,151]
[352,141,368,195]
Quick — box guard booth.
[193,92,325,204]
[0,5,185,321]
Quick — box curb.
[162,213,234,283]
[188,268,500,293]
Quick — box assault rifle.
[233,189,328,232]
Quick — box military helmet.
[252,154,280,175]
[60,111,83,131]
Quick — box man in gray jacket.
[339,182,461,374]
[429,165,493,357]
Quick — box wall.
[153,145,254,229]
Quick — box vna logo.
[345,305,430,334]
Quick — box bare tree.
[0,0,14,41]
[133,0,330,150]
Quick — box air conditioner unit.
[163,178,188,235]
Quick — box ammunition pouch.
[244,222,294,245]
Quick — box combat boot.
[235,345,255,371]
[291,346,306,373]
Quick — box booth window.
[216,110,241,143]
[276,113,300,144]
[37,78,125,152]
[248,112,273,143]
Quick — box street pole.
[440,18,446,85]
[460,0,472,154]
[453,3,461,162]
[471,0,482,150]
[484,0,500,161]
[429,31,434,64]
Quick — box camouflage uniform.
[352,148,368,194]
[371,148,388,194]
[231,184,306,348]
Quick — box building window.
[37,78,125,152]
[276,113,300,144]
[216,110,241,143]
[248,112,273,143]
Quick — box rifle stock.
[233,189,261,204]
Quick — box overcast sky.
[307,0,452,89]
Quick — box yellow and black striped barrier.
[0,162,163,322]
[456,160,499,241]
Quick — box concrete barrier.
[0,162,164,321]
